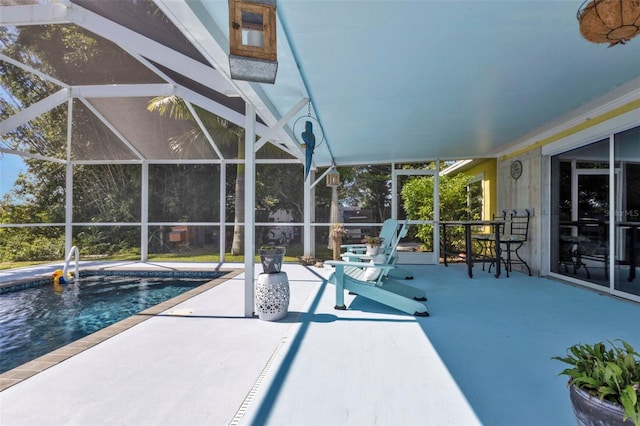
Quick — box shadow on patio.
[244,263,639,426]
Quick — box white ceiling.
[157,0,640,168]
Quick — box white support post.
[608,133,615,288]
[244,104,256,317]
[304,170,312,255]
[220,161,227,262]
[434,160,441,260]
[65,99,73,255]
[141,162,149,262]
[310,174,316,255]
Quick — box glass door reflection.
[614,127,640,297]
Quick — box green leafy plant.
[553,340,640,425]
[362,235,383,246]
[258,245,285,253]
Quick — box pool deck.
[0,261,639,426]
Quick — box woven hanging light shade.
[577,0,640,46]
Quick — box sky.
[1,80,26,199]
[0,154,26,198]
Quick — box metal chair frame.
[489,209,532,277]
[472,210,507,271]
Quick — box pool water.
[0,274,212,374]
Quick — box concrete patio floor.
[0,261,638,425]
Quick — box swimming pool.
[0,271,223,374]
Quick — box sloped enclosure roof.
[0,0,297,165]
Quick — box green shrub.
[0,235,64,261]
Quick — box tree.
[0,25,153,258]
[402,172,474,251]
[339,165,391,222]
[147,96,298,255]
[147,96,247,254]
[256,163,304,220]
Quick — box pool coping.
[0,268,243,392]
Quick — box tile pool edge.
[0,268,243,392]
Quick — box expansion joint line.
[229,336,289,425]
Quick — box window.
[467,175,483,221]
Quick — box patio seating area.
[1,261,638,425]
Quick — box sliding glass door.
[550,125,640,300]
[613,127,640,296]
[551,139,610,287]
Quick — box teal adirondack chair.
[340,218,400,255]
[341,219,414,279]
[326,260,429,317]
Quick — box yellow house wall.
[464,159,497,220]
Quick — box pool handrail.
[62,246,79,282]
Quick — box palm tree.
[147,96,246,255]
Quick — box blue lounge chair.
[326,260,429,316]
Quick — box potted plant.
[362,235,384,256]
[329,223,348,260]
[553,339,640,426]
[258,245,286,274]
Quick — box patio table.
[439,220,504,278]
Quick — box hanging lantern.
[326,168,340,187]
[228,0,278,83]
[577,0,640,47]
